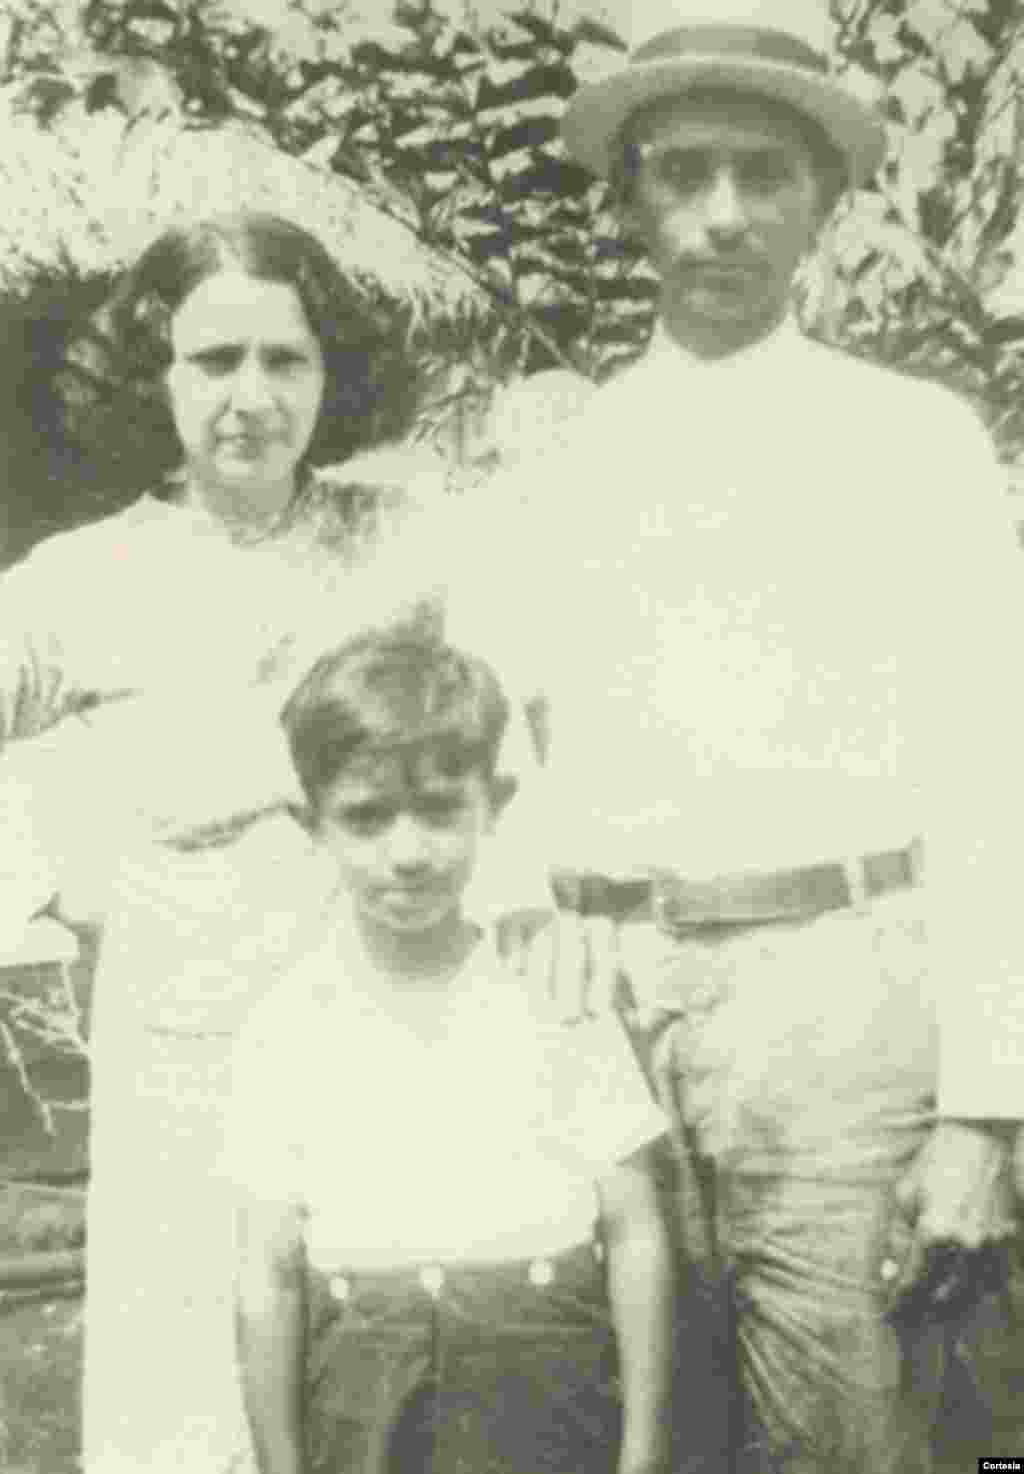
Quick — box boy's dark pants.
[304,1242,623,1474]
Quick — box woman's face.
[164,270,326,517]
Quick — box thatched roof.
[0,88,485,316]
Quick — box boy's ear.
[489,775,519,815]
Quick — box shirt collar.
[151,474,313,546]
[134,485,237,543]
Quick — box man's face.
[621,93,827,348]
[316,750,495,938]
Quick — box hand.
[883,1119,1018,1328]
[495,909,627,1020]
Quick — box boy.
[225,625,677,1474]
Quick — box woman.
[0,211,446,1474]
[2,211,434,750]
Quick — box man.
[452,1,1024,1467]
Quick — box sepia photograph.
[0,1,1023,1471]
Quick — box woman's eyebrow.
[185,341,245,358]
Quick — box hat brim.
[562,57,886,186]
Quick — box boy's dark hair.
[282,626,510,812]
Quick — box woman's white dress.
[0,461,444,1474]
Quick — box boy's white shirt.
[223,904,665,1270]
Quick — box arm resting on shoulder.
[234,1194,308,1474]
[598,1139,677,1474]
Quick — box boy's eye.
[414,795,466,827]
[336,802,396,834]
[263,347,310,372]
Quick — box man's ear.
[607,131,645,241]
[612,186,644,245]
[489,775,519,816]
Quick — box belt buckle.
[419,1264,445,1298]
[650,870,701,934]
[840,856,870,915]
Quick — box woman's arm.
[0,535,96,745]
[0,537,106,931]
[234,1194,308,1474]
[598,1140,677,1474]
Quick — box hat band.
[632,25,829,76]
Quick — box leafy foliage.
[819,0,1024,455]
[0,945,89,1145]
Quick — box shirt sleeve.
[549,1010,668,1172]
[908,390,1024,1118]
[0,540,105,932]
[0,527,310,934]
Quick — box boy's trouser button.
[528,1258,555,1287]
[419,1264,445,1297]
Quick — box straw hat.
[562,0,885,186]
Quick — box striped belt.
[552,845,918,928]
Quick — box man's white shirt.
[449,320,1024,1118]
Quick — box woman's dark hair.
[282,624,510,815]
[609,89,849,219]
[64,211,423,488]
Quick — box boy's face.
[316,748,496,936]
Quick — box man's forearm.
[236,1282,306,1474]
[600,1151,677,1474]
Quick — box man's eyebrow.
[638,141,711,156]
